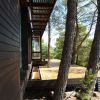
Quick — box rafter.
[28,2,54,7]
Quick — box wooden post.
[28,24,32,64]
[40,36,42,60]
[21,5,28,70]
[48,19,51,67]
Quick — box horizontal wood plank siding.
[0,0,21,100]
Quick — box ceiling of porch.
[26,0,56,36]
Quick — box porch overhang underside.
[27,0,56,36]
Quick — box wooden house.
[0,0,56,100]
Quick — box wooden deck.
[24,61,100,99]
[24,65,86,99]
[24,79,82,99]
[31,65,86,80]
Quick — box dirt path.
[49,59,60,67]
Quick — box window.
[32,37,40,52]
[32,36,41,59]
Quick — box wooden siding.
[0,0,21,100]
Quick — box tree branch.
[76,9,97,54]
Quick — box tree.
[72,0,97,64]
[76,39,92,66]
[51,0,97,65]
[42,41,48,59]
[54,31,64,59]
[53,0,76,99]
[77,0,100,99]
[54,24,92,67]
[42,40,55,59]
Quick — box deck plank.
[32,65,86,80]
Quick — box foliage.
[50,0,97,66]
[42,41,48,59]
[77,0,97,26]
[54,31,64,59]
[51,0,97,31]
[76,39,92,66]
[42,40,55,59]
[76,70,96,100]
[54,24,92,67]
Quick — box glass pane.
[32,37,40,52]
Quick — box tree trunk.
[78,0,100,99]
[53,0,76,100]
[87,10,100,73]
[71,0,79,64]
[75,9,97,62]
[72,8,97,64]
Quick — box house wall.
[0,0,21,100]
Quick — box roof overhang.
[26,0,57,36]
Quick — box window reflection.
[32,37,40,52]
[32,36,41,59]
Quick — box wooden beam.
[32,29,44,31]
[32,30,43,32]
[33,24,45,27]
[32,24,46,26]
[25,79,82,89]
[20,0,27,7]
[30,19,47,22]
[32,27,45,30]
[30,20,47,23]
[31,12,50,15]
[33,26,45,28]
[32,14,48,17]
[31,18,48,21]
[32,33,41,36]
[32,7,52,10]
[28,3,54,7]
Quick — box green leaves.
[76,70,96,100]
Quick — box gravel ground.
[64,91,100,100]
[25,91,100,100]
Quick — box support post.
[40,36,42,60]
[48,19,51,67]
[21,5,28,70]
[28,24,32,64]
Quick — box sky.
[42,0,97,47]
[42,0,65,47]
[42,26,59,47]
